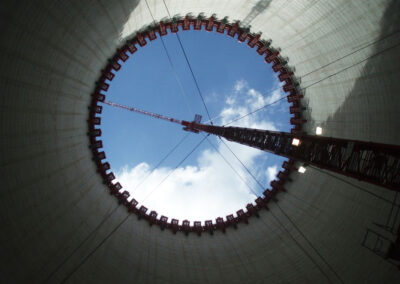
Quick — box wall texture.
[0,0,399,283]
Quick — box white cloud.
[114,79,284,222]
[233,79,247,92]
[266,166,278,184]
[266,88,283,105]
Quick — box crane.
[103,100,400,191]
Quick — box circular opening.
[89,16,304,234]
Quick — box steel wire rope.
[218,137,344,283]
[207,138,282,282]
[274,202,345,284]
[162,0,273,216]
[59,136,209,283]
[130,133,190,193]
[300,41,400,91]
[140,134,209,203]
[276,190,323,214]
[204,136,258,198]
[391,200,400,233]
[137,0,393,219]
[57,98,188,282]
[60,213,131,284]
[210,135,318,219]
[385,191,398,228]
[150,11,399,127]
[279,0,353,52]
[260,211,335,284]
[52,12,192,280]
[161,0,213,124]
[228,155,342,283]
[299,30,400,79]
[144,0,194,115]
[143,13,343,276]
[42,204,121,283]
[106,14,398,217]
[217,137,321,210]
[225,97,286,127]
[149,2,279,233]
[215,135,319,211]
[127,6,393,282]
[147,2,273,234]
[219,138,266,191]
[205,135,333,282]
[150,0,333,228]
[155,0,264,222]
[144,6,400,127]
[223,232,256,280]
[154,0,398,209]
[142,2,254,225]
[213,138,336,283]
[200,34,400,126]
[174,33,213,122]
[220,40,400,126]
[308,165,400,207]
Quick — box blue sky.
[101,30,290,222]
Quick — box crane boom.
[102,100,400,191]
[103,100,183,125]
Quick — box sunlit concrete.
[0,0,399,283]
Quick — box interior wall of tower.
[0,0,399,283]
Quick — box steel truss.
[182,121,400,191]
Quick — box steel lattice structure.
[181,121,400,191]
[101,99,400,192]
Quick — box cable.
[309,165,400,207]
[208,134,333,280]
[391,200,400,233]
[218,137,343,283]
[224,233,254,279]
[275,202,345,283]
[217,137,321,210]
[161,0,213,124]
[207,133,334,281]
[224,96,286,126]
[218,138,320,210]
[175,32,213,123]
[45,112,184,283]
[42,204,120,283]
[141,134,209,203]
[385,191,398,229]
[216,137,337,282]
[284,191,323,212]
[219,138,265,191]
[212,123,338,281]
[202,86,286,125]
[150,3,399,130]
[205,136,258,197]
[221,40,400,126]
[131,133,190,192]
[263,212,335,283]
[134,2,316,207]
[302,42,400,91]
[144,0,194,115]
[299,30,400,79]
[61,213,131,283]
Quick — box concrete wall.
[0,0,399,283]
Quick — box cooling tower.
[1,0,399,283]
